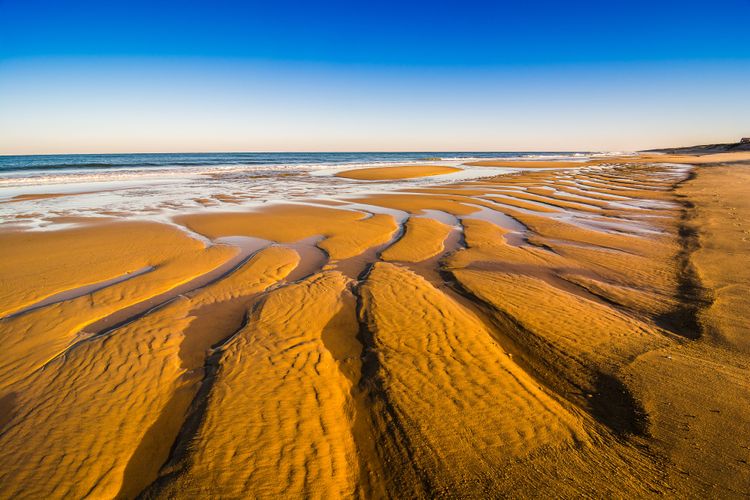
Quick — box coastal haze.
[1,0,750,499]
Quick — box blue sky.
[1,0,749,153]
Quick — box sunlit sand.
[0,151,749,497]
[335,164,461,180]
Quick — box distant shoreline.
[643,140,750,155]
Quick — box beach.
[0,151,749,497]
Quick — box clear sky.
[1,0,749,154]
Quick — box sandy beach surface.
[0,152,749,498]
[334,164,462,180]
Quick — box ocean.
[0,151,590,175]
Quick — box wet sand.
[463,159,592,168]
[0,152,749,498]
[335,164,461,180]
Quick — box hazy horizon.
[0,143,731,157]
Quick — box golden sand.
[380,217,452,262]
[1,191,105,203]
[359,262,585,495]
[0,221,226,317]
[621,161,750,495]
[147,272,359,498]
[176,204,398,260]
[0,222,236,393]
[620,151,750,164]
[0,246,299,498]
[335,164,461,180]
[679,164,750,351]
[1,153,749,497]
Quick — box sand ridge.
[380,217,453,262]
[146,271,360,498]
[335,164,461,180]
[358,262,587,495]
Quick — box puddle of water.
[460,206,527,247]
[419,209,460,226]
[214,235,272,255]
[333,202,410,223]
[462,206,526,232]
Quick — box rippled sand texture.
[1,155,749,498]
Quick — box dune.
[335,164,460,180]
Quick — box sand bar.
[335,164,461,180]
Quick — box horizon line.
[0,148,636,157]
